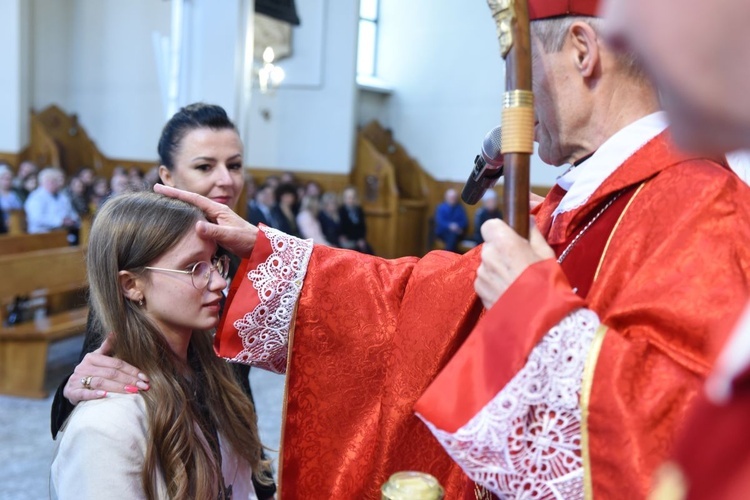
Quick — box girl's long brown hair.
[87,192,271,499]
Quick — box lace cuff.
[229,226,314,373]
[417,308,600,499]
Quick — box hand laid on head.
[474,218,556,310]
[63,334,149,405]
[154,184,259,258]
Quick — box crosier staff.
[487,0,533,239]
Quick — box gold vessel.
[381,471,445,500]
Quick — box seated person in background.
[89,177,110,213]
[127,167,145,190]
[110,172,132,197]
[244,176,258,208]
[280,171,297,186]
[304,180,322,200]
[246,182,278,228]
[14,173,37,203]
[297,195,332,245]
[0,163,23,227]
[263,174,280,190]
[24,167,80,242]
[472,190,503,244]
[51,192,271,498]
[142,166,161,191]
[434,188,468,252]
[271,182,300,237]
[66,176,90,218]
[318,191,342,247]
[11,160,37,192]
[76,167,95,194]
[339,186,373,254]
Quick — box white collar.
[726,149,750,186]
[553,111,669,216]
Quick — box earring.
[138,298,144,307]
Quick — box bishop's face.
[602,0,750,153]
[531,34,582,167]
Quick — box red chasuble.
[415,131,750,498]
[654,306,750,499]
[217,227,485,498]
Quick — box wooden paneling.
[7,210,26,235]
[0,231,69,256]
[0,151,24,169]
[28,105,107,176]
[0,246,88,398]
[352,124,430,258]
[0,247,87,298]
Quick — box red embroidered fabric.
[417,131,750,498]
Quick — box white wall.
[30,0,245,162]
[31,0,170,160]
[31,0,72,112]
[184,0,243,119]
[245,0,360,173]
[374,0,559,185]
[0,0,30,152]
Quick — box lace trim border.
[230,226,314,373]
[418,308,600,499]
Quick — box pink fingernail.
[137,373,149,382]
[124,385,139,394]
[96,390,107,397]
[136,381,150,390]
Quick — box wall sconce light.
[257,47,286,94]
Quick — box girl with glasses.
[51,191,271,498]
[51,103,277,498]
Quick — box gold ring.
[81,375,93,390]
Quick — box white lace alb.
[230,226,313,373]
[418,308,600,499]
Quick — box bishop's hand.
[474,218,556,309]
[154,184,259,259]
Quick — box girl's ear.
[118,270,144,303]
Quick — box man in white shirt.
[24,167,80,236]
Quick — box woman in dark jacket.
[338,186,373,254]
[271,182,301,237]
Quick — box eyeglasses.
[144,254,230,290]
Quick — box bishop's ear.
[568,21,600,78]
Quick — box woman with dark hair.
[51,103,276,498]
[271,182,300,237]
[318,191,342,246]
[51,192,272,498]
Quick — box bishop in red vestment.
[158,2,750,499]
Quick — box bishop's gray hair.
[531,16,645,79]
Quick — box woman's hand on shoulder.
[154,184,259,258]
[63,334,150,405]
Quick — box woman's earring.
[138,298,144,307]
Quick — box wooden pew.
[0,247,88,398]
[7,209,26,235]
[0,230,69,256]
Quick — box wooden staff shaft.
[502,0,533,239]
